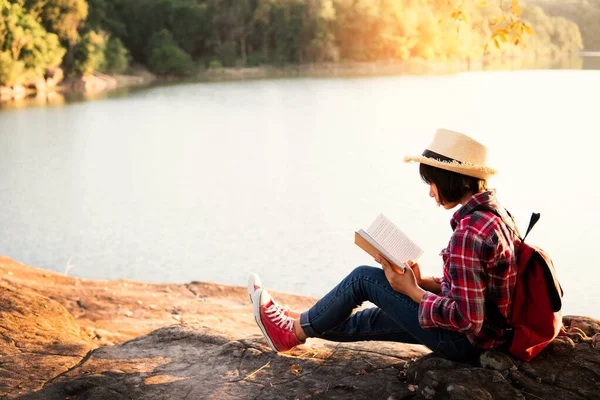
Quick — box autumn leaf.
[356,369,368,375]
[290,364,302,377]
[512,5,523,15]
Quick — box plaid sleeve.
[418,228,487,335]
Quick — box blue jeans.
[299,266,477,360]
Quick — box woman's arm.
[406,260,442,294]
[420,276,442,294]
[417,231,488,335]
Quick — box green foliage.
[73,30,106,75]
[0,51,24,86]
[147,29,175,53]
[218,41,237,67]
[0,0,592,87]
[0,1,65,86]
[148,29,193,75]
[208,59,223,70]
[170,2,210,58]
[102,37,129,74]
[86,0,127,37]
[246,52,265,67]
[23,0,88,44]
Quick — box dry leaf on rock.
[290,364,302,376]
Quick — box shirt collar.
[450,190,498,230]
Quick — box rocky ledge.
[0,256,599,400]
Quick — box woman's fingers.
[377,254,392,274]
[377,254,391,268]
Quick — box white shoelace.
[265,303,294,331]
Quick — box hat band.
[422,149,462,164]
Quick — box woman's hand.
[406,260,443,294]
[407,260,422,286]
[376,254,426,303]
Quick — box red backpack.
[471,206,564,361]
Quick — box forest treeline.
[524,0,600,51]
[0,0,591,86]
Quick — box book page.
[356,230,405,272]
[366,214,423,264]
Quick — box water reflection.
[481,55,585,71]
[0,56,598,111]
[583,55,600,70]
[0,86,135,111]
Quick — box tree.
[0,1,65,86]
[102,37,129,74]
[2,0,589,85]
[170,1,211,59]
[148,29,193,75]
[72,30,105,75]
[23,0,88,44]
[208,0,259,66]
[21,0,88,73]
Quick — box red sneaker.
[248,273,294,317]
[251,288,301,352]
[247,273,264,300]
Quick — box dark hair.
[419,163,487,204]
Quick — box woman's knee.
[349,265,384,281]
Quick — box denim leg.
[299,265,476,360]
[317,306,422,344]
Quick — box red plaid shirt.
[418,190,518,349]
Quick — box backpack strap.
[522,213,541,243]
[469,205,524,242]
[469,205,540,244]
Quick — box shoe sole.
[251,289,279,352]
[248,273,261,301]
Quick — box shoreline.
[0,55,588,109]
[199,55,585,81]
[0,69,157,108]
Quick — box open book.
[355,214,423,274]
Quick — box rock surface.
[0,256,317,345]
[1,256,599,400]
[0,283,94,398]
[21,325,427,400]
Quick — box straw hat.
[403,128,497,179]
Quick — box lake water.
[0,68,599,319]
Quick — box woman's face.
[429,183,460,210]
